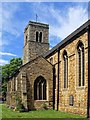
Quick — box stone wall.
[28,41,49,62]
[47,32,88,116]
[7,56,53,110]
[20,56,53,110]
[6,72,24,109]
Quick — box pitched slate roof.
[44,20,90,58]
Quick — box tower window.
[36,31,43,42]
[36,32,39,42]
[77,42,84,86]
[34,76,46,100]
[26,35,27,40]
[39,32,42,42]
[25,35,28,45]
[63,50,68,88]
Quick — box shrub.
[43,103,48,110]
[15,97,25,112]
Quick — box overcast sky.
[0,1,89,65]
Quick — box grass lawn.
[0,104,86,118]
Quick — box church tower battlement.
[23,21,49,64]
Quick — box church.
[7,20,90,117]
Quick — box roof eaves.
[44,20,90,58]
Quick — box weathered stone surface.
[7,56,53,110]
[23,21,49,64]
[7,20,89,117]
[47,32,88,116]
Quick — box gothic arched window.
[63,50,68,88]
[77,42,84,86]
[34,76,46,100]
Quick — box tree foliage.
[2,58,22,99]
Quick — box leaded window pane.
[34,76,46,100]
[77,42,84,87]
[63,51,68,88]
[69,95,74,106]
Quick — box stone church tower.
[23,21,49,64]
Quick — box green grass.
[0,104,86,118]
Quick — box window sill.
[62,88,68,91]
[34,100,48,101]
[76,86,85,90]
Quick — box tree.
[2,64,10,83]
[9,58,22,77]
[2,58,22,100]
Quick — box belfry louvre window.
[77,42,84,86]
[36,32,39,42]
[63,50,68,88]
[39,32,42,42]
[34,76,46,100]
[36,31,43,43]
